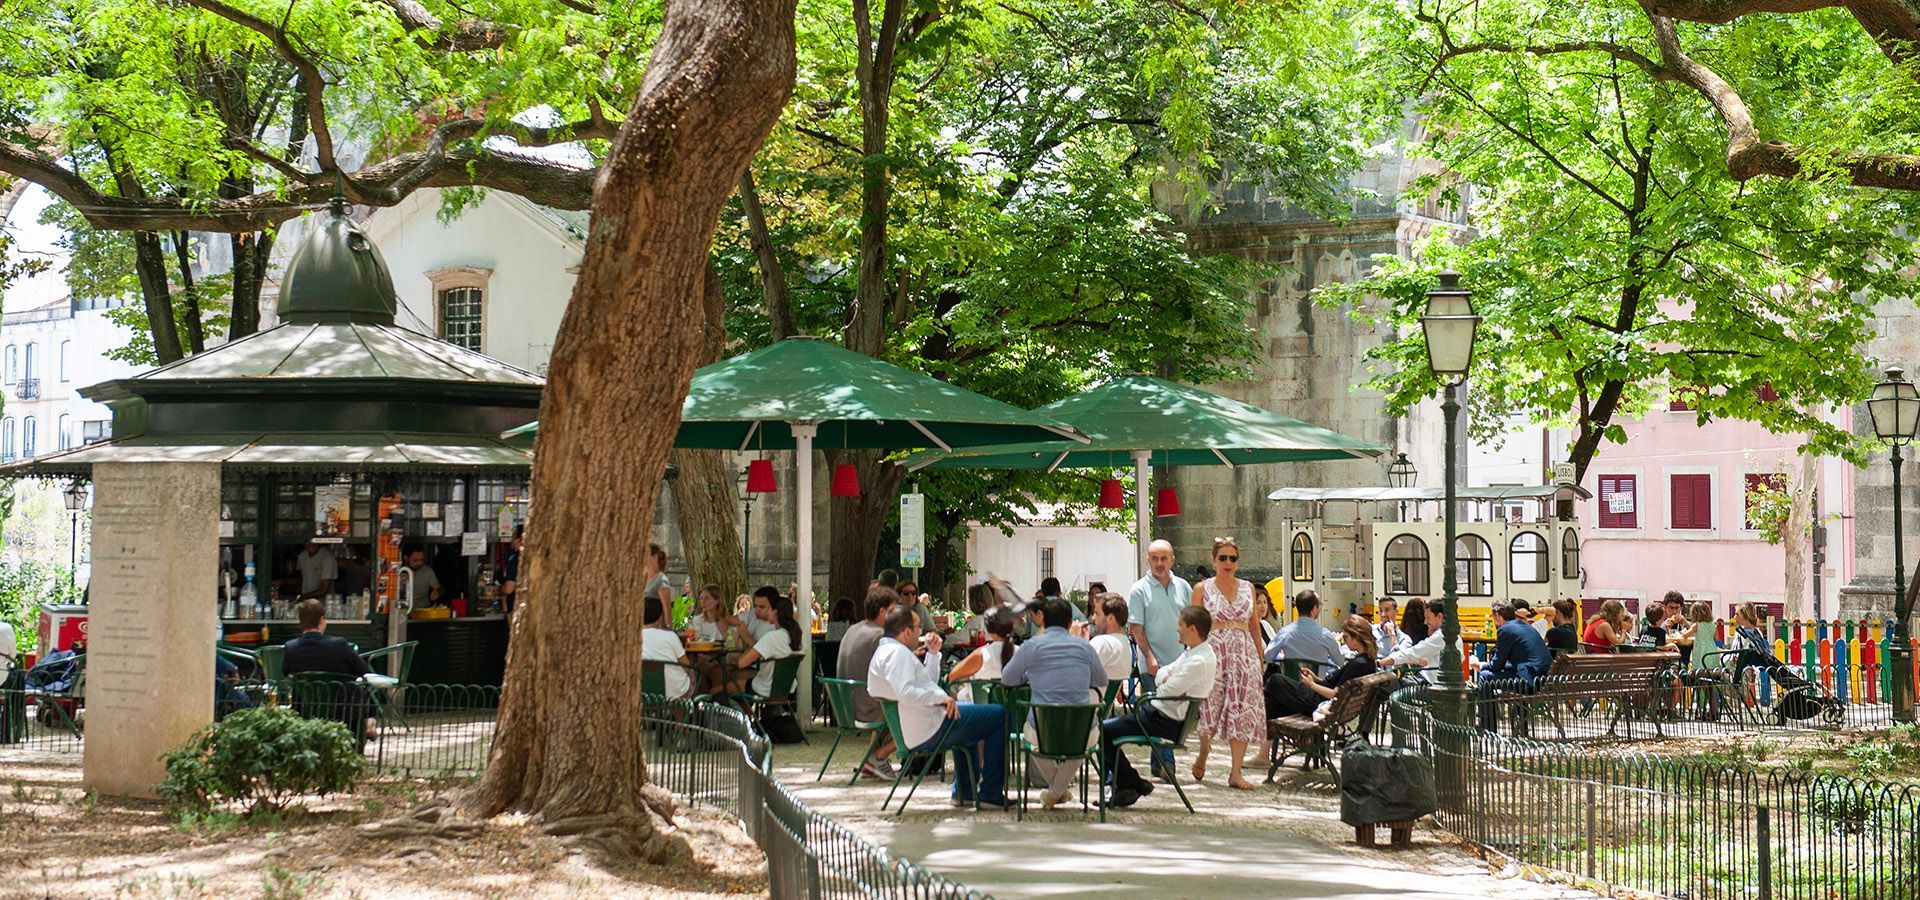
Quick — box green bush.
[157,705,364,814]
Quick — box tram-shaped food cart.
[1267,483,1589,636]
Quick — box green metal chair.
[1017,702,1103,822]
[257,645,285,682]
[817,677,886,784]
[950,678,1001,705]
[360,640,419,731]
[1107,695,1205,813]
[877,698,975,816]
[732,655,805,734]
[642,659,708,705]
[284,671,370,750]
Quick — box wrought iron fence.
[644,697,993,900]
[1390,680,1920,899]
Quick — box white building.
[963,505,1136,597]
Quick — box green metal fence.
[1390,681,1920,899]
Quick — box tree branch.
[737,169,795,340]
[179,0,337,171]
[1643,12,1920,189]
[0,137,595,232]
[371,0,513,51]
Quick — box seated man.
[1378,601,1461,682]
[641,596,695,699]
[868,606,1010,809]
[1088,595,1133,684]
[283,598,373,744]
[1264,589,1345,671]
[1476,601,1554,731]
[1002,598,1107,809]
[1099,605,1217,808]
[837,586,900,779]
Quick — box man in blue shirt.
[1477,601,1554,731]
[1264,590,1345,671]
[1002,599,1107,809]
[1127,541,1191,780]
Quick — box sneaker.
[859,758,895,780]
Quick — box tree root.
[362,791,692,868]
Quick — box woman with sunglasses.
[1189,537,1264,791]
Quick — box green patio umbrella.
[508,337,1084,720]
[902,375,1384,576]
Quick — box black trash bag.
[1339,739,1438,826]
[762,709,807,744]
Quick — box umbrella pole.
[793,422,817,724]
[1133,450,1151,581]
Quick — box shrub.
[157,705,364,814]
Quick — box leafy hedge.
[157,705,364,813]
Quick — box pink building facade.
[1577,401,1853,622]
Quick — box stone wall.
[1842,296,1920,621]
[1152,151,1458,575]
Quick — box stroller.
[1726,627,1846,726]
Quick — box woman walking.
[1190,537,1264,791]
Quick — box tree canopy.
[1320,0,1920,477]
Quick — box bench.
[1266,670,1397,781]
[1507,651,1681,740]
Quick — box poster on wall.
[314,484,353,538]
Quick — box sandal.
[1191,760,1207,782]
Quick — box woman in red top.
[1581,599,1631,653]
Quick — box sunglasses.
[1215,554,1237,563]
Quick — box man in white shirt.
[1373,597,1404,652]
[641,596,694,699]
[736,586,781,643]
[1379,600,1462,681]
[1099,605,1217,808]
[296,541,338,600]
[867,606,1010,808]
[1088,595,1132,683]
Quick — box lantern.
[746,458,777,493]
[1155,486,1181,517]
[1097,478,1125,509]
[831,463,861,497]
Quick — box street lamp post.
[1388,452,1417,522]
[62,481,88,592]
[735,466,756,581]
[1868,366,1920,723]
[1419,271,1481,806]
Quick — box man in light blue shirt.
[1265,589,1346,671]
[1126,540,1190,780]
[1002,598,1108,808]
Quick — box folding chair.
[1107,695,1204,813]
[877,699,974,816]
[817,677,886,783]
[359,641,418,731]
[1018,702,1103,822]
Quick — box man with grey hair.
[1126,539,1190,779]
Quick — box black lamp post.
[736,464,756,580]
[62,480,89,591]
[1868,366,1920,723]
[1419,271,1481,803]
[1387,452,1418,488]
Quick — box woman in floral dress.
[1191,537,1265,790]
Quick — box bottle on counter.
[239,564,258,620]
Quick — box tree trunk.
[828,451,905,607]
[171,231,207,355]
[670,263,746,597]
[228,230,270,339]
[1784,449,1816,619]
[131,230,185,363]
[464,0,796,857]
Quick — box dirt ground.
[0,763,767,899]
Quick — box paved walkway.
[768,726,1594,899]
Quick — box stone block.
[83,462,220,799]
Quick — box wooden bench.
[1507,651,1680,740]
[1266,670,1397,780]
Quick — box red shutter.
[1671,474,1712,529]
[1598,475,1638,529]
[1744,473,1785,529]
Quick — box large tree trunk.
[228,230,270,339]
[828,451,905,607]
[464,0,796,857]
[670,263,746,597]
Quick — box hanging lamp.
[1097,478,1125,509]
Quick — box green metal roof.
[112,321,543,390]
[277,197,400,325]
[504,337,1084,450]
[901,375,1383,470]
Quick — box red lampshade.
[1097,478,1125,509]
[746,459,777,493]
[1155,486,1181,517]
[831,463,861,497]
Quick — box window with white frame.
[56,413,70,450]
[21,416,36,458]
[3,345,14,384]
[59,340,69,382]
[0,418,13,460]
[438,287,484,351]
